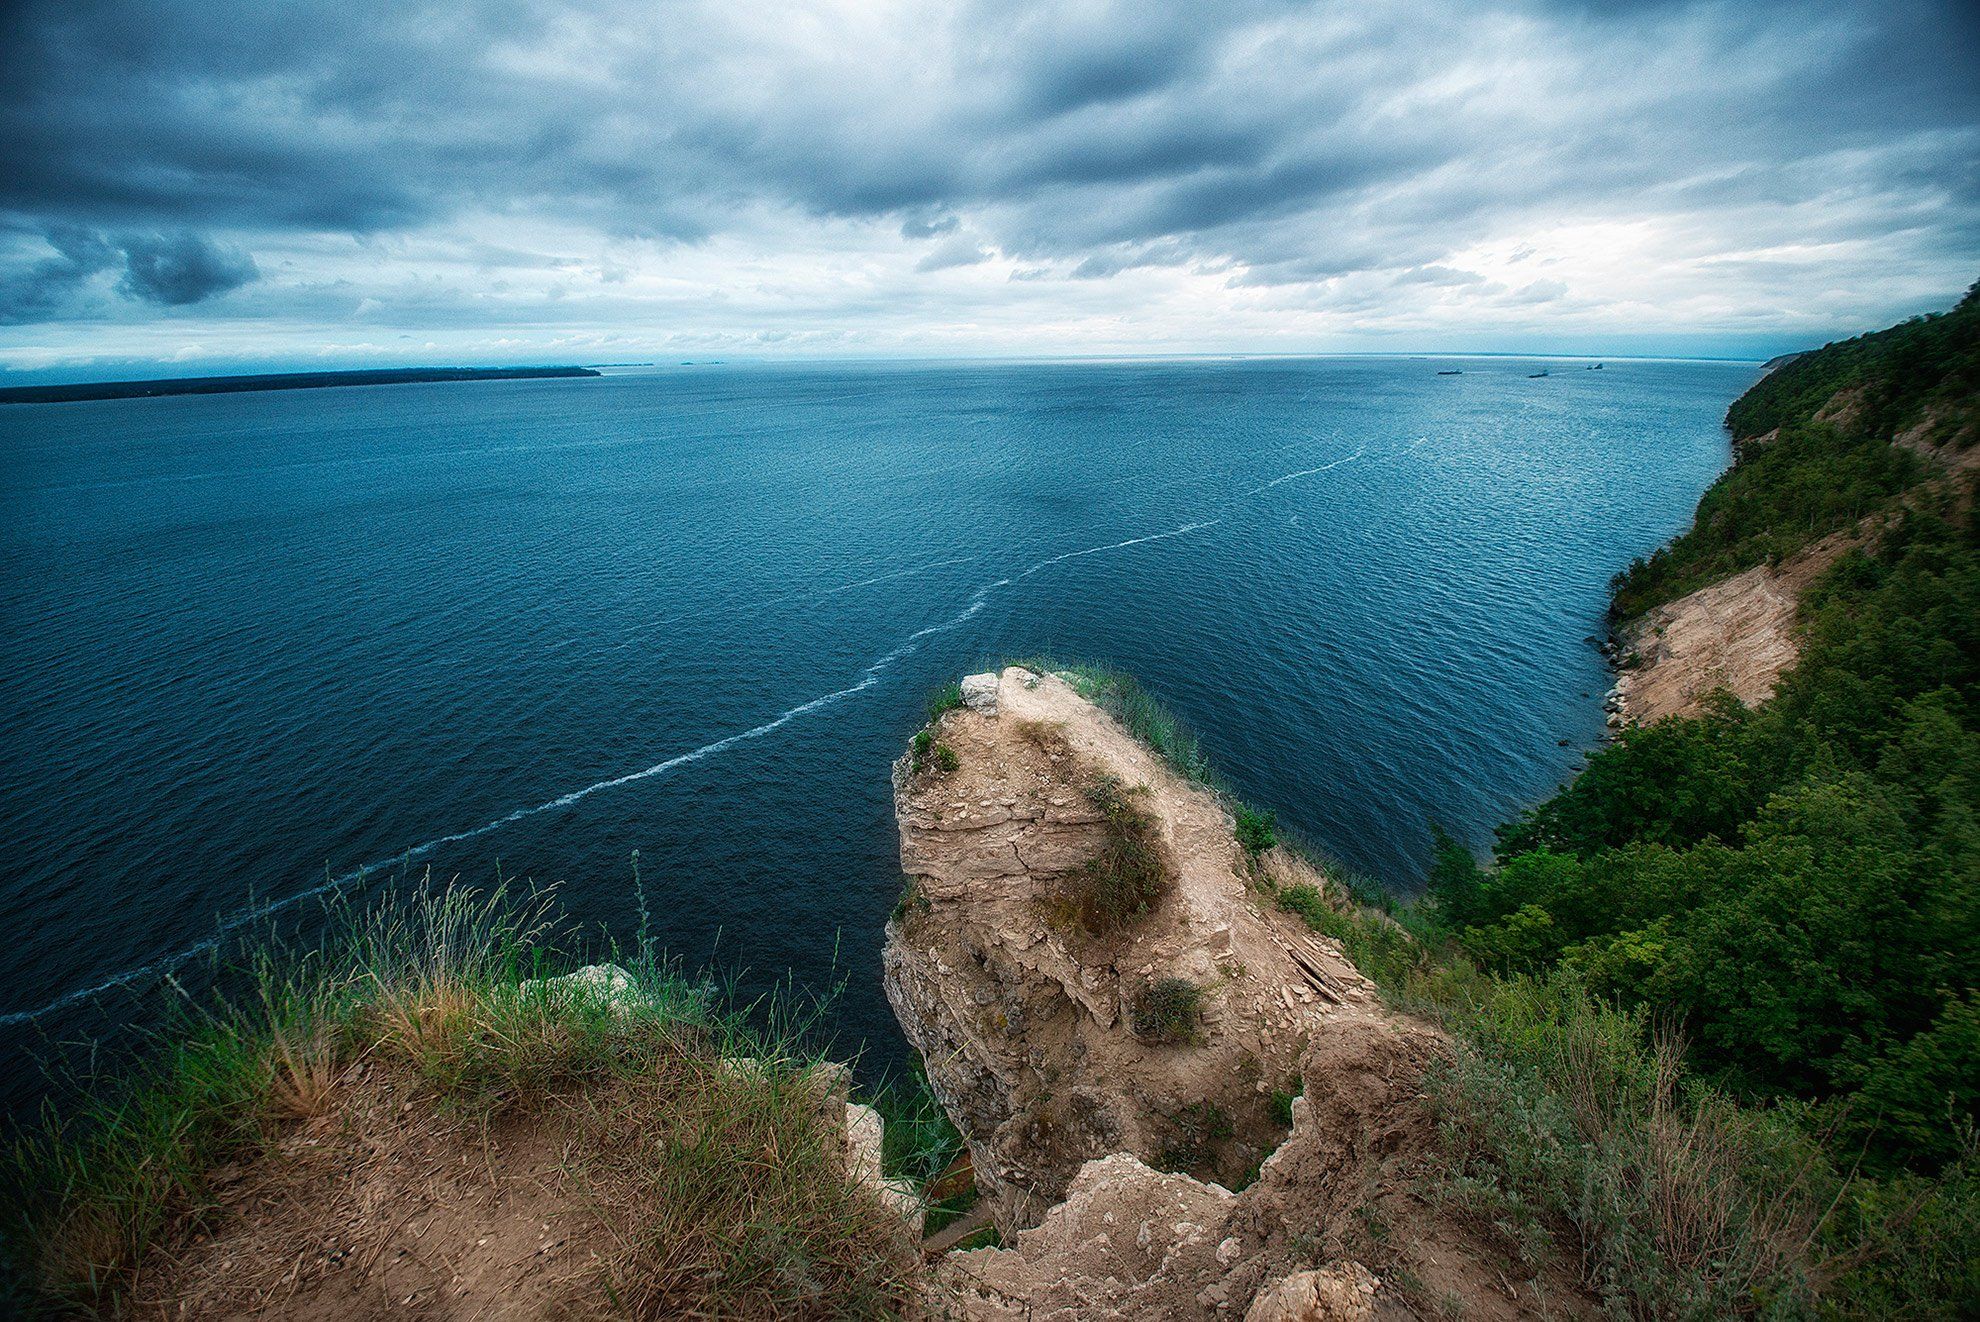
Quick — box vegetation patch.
[1016,659,1213,782]
[1129,977,1204,1045]
[925,680,964,722]
[1060,775,1170,934]
[909,726,961,777]
[1155,1100,1235,1175]
[1,885,922,1318]
[1234,804,1278,857]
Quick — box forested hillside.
[1437,285,1978,1174]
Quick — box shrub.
[1130,978,1203,1044]
[1155,1101,1235,1174]
[1065,777,1168,932]
[1234,805,1277,856]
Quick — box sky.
[1,0,1976,379]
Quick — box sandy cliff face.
[1613,530,1852,726]
[887,668,1591,1319]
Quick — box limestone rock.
[960,671,1002,714]
[1243,1263,1380,1322]
[896,669,1602,1319]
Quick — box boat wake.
[4,433,1412,1028]
[0,515,1221,1027]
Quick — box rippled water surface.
[0,357,1750,1095]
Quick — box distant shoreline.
[0,365,601,406]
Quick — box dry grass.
[572,1054,917,1317]
[1417,971,1834,1318]
[1063,776,1169,934]
[3,883,923,1318]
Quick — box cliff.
[886,667,1593,1320]
[1610,290,1978,728]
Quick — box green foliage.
[1418,971,1836,1318]
[1612,422,1924,617]
[1726,281,1980,444]
[1130,978,1204,1044]
[870,1062,965,1218]
[1614,283,1975,619]
[909,727,959,776]
[1273,882,1422,988]
[926,680,964,721]
[1436,291,1980,1201]
[1234,804,1278,856]
[1047,661,1212,782]
[1269,1081,1301,1128]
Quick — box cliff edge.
[887,667,1592,1320]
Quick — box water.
[0,356,1749,1103]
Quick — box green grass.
[1015,659,1212,783]
[925,680,964,722]
[1,883,922,1318]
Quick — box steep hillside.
[1421,289,1978,1314]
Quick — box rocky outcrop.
[884,668,1382,1232]
[888,668,1593,1319]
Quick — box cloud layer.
[1,0,1975,371]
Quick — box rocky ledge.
[886,667,1582,1320]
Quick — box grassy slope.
[0,885,929,1317]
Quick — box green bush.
[1234,804,1277,856]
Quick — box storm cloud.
[0,0,1974,369]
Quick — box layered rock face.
[884,667,1384,1231]
[886,668,1579,1319]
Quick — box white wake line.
[646,553,986,631]
[1239,446,1367,497]
[0,519,1217,1028]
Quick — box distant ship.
[1528,370,1551,378]
[1436,369,1463,375]
[1587,363,1604,370]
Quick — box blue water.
[0,357,1749,1100]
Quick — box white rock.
[961,672,1001,715]
[520,963,647,1013]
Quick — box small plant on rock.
[1130,977,1203,1044]
[1067,776,1168,933]
[1234,805,1278,857]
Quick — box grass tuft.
[1063,776,1168,933]
[1129,978,1204,1045]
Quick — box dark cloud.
[0,0,1973,345]
[0,224,116,323]
[0,225,256,320]
[117,232,258,306]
